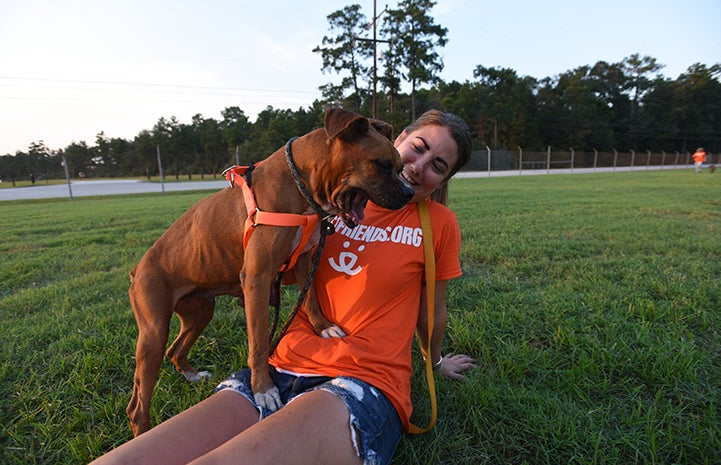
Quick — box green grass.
[1,170,719,464]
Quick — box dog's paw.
[254,386,283,411]
[184,370,213,383]
[321,325,346,338]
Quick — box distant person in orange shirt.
[90,110,477,465]
[693,147,707,173]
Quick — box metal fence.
[458,147,719,175]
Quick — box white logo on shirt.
[328,241,366,276]
[331,217,423,247]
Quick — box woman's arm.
[416,280,476,380]
[416,280,449,367]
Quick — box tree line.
[2,0,719,183]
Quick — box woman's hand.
[437,353,477,380]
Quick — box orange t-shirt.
[693,150,706,163]
[269,199,462,431]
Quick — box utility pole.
[355,0,389,118]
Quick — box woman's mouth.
[401,169,417,186]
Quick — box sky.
[1,0,719,155]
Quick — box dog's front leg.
[241,268,283,411]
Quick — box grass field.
[1,170,719,464]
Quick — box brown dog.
[125,108,414,436]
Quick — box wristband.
[423,354,444,368]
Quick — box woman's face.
[394,125,459,203]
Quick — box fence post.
[518,146,523,176]
[630,150,635,170]
[674,151,679,166]
[661,151,666,169]
[486,146,491,177]
[570,147,575,173]
[646,150,651,170]
[613,149,618,172]
[593,148,598,171]
[61,153,74,201]
[157,145,166,196]
[546,146,551,174]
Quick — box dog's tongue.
[347,193,368,227]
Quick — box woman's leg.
[89,391,259,465]
[190,389,363,465]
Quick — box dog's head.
[319,108,414,228]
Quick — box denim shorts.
[215,367,402,465]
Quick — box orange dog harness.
[223,164,321,272]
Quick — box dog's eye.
[373,159,393,173]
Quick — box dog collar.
[284,137,334,221]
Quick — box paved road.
[0,179,230,201]
[0,165,693,202]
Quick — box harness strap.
[409,199,438,435]
[222,165,321,272]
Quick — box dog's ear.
[370,119,393,141]
[324,108,370,141]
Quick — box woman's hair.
[402,109,473,205]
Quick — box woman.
[90,109,476,465]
